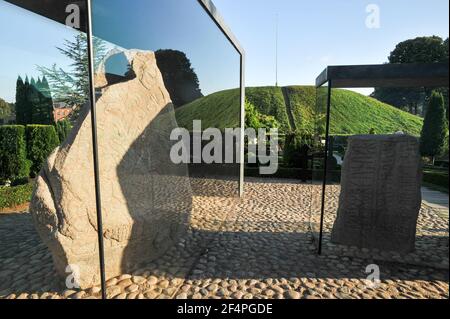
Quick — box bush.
[0,183,33,209]
[0,125,30,181]
[11,176,29,187]
[26,125,60,177]
[423,169,449,190]
[55,119,72,143]
[245,100,279,130]
[283,133,312,168]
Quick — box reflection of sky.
[0,0,241,102]
[0,1,76,102]
[92,0,240,97]
[1,0,448,102]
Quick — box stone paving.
[0,178,448,299]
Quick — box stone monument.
[30,50,192,288]
[331,134,422,253]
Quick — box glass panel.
[318,85,449,270]
[91,0,242,299]
[0,1,100,299]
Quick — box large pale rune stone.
[331,135,422,253]
[30,51,192,288]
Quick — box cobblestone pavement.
[0,178,448,299]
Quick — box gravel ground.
[0,178,448,299]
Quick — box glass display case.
[0,0,244,299]
[311,63,449,268]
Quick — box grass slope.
[175,89,240,130]
[175,86,423,136]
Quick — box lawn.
[175,85,424,136]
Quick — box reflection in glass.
[0,1,100,298]
[91,0,242,298]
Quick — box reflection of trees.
[15,76,53,125]
[155,49,203,108]
[0,98,14,122]
[37,33,107,119]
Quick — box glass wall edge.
[197,0,245,56]
[197,0,246,197]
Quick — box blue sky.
[213,0,449,94]
[0,0,449,102]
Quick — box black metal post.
[318,81,332,255]
[85,0,107,299]
[239,53,245,197]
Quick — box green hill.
[175,86,423,136]
[175,89,241,130]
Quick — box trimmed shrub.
[10,176,29,187]
[423,169,449,190]
[0,183,33,209]
[55,119,73,144]
[283,133,313,168]
[420,91,447,162]
[26,125,60,177]
[0,125,30,181]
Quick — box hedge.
[423,169,449,190]
[26,125,60,177]
[0,183,33,209]
[0,125,30,182]
[283,133,312,168]
[55,119,72,144]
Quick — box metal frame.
[197,0,246,196]
[85,0,245,298]
[314,63,449,255]
[85,0,106,300]
[317,63,449,88]
[317,80,332,255]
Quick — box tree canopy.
[38,32,107,114]
[372,36,449,117]
[420,91,448,162]
[15,75,54,125]
[155,49,203,108]
[0,98,13,121]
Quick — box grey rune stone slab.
[331,134,422,253]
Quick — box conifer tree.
[15,76,26,125]
[420,91,448,164]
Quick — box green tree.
[15,76,29,125]
[38,33,107,115]
[245,100,279,130]
[155,49,203,107]
[372,36,449,116]
[389,36,448,64]
[0,98,12,121]
[26,125,60,177]
[420,91,448,164]
[30,77,54,125]
[55,119,73,143]
[0,125,30,181]
[15,74,54,125]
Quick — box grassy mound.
[175,86,423,136]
